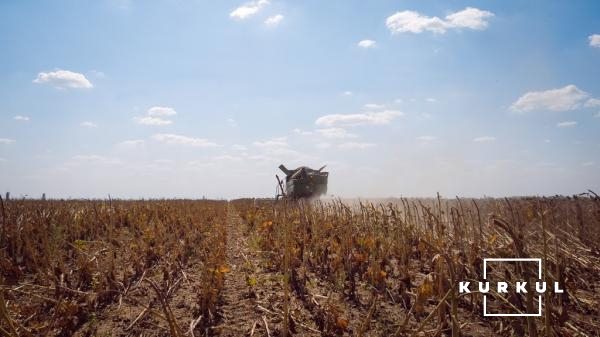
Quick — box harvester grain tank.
[277,164,328,199]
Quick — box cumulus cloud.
[557,121,577,128]
[386,7,493,34]
[416,136,436,141]
[33,70,93,89]
[118,139,145,148]
[80,121,98,128]
[89,70,105,78]
[13,115,30,121]
[134,116,173,126]
[510,85,589,112]
[357,39,376,48]
[386,11,447,34]
[230,0,268,19]
[226,118,238,127]
[135,106,176,125]
[341,91,353,96]
[253,137,288,148]
[338,142,376,150]
[148,106,177,116]
[153,133,219,147]
[293,128,313,136]
[364,103,385,109]
[589,34,600,48]
[264,14,284,26]
[0,138,16,145]
[316,128,358,139]
[315,110,403,127]
[231,144,248,151]
[445,7,494,30]
[316,142,331,149]
[585,98,600,108]
[473,136,496,143]
[72,154,121,165]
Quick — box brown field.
[1,194,599,336]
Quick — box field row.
[1,195,599,336]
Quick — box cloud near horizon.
[315,110,403,127]
[316,128,358,139]
[473,136,496,143]
[148,106,177,116]
[152,133,219,147]
[134,117,172,126]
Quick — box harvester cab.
[276,164,329,199]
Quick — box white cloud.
[473,136,496,143]
[585,98,600,108]
[445,7,494,30]
[316,128,358,139]
[33,70,93,89]
[341,91,353,96]
[118,139,145,148]
[230,0,268,19]
[582,161,596,167]
[386,10,447,34]
[357,39,376,48]
[426,98,437,103]
[589,34,600,48]
[264,14,284,26]
[231,144,248,151]
[594,111,600,118]
[134,116,173,126]
[510,85,589,112]
[212,155,243,162]
[315,110,403,127]
[80,121,98,128]
[338,142,376,150]
[395,98,403,104]
[416,136,436,141]
[148,106,177,116]
[253,137,288,148]
[0,158,6,162]
[0,138,16,145]
[316,142,331,149]
[13,115,30,121]
[227,118,238,127]
[292,128,313,136]
[386,7,493,34]
[90,70,105,78]
[153,133,219,147]
[557,121,577,128]
[364,103,385,109]
[72,155,121,165]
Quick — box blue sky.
[1,0,599,198]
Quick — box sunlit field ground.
[1,194,599,336]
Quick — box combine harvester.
[276,164,328,200]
